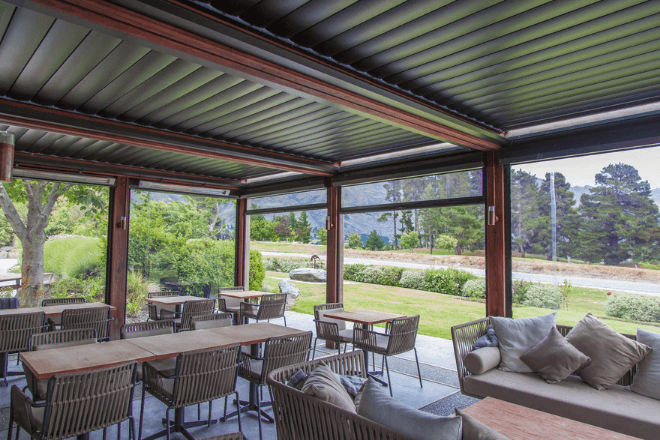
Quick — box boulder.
[289,268,327,283]
[279,279,300,298]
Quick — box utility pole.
[550,172,557,263]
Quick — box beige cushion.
[490,313,556,373]
[566,314,651,390]
[520,327,590,384]
[464,347,501,375]
[455,408,509,440]
[301,365,356,413]
[338,328,354,342]
[317,308,347,331]
[464,369,660,439]
[139,357,177,382]
[631,328,660,400]
[219,295,242,310]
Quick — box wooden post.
[486,152,507,317]
[106,176,130,340]
[326,182,342,304]
[235,199,250,288]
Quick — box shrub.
[605,293,660,323]
[461,279,485,299]
[342,265,403,286]
[126,271,149,318]
[175,239,234,296]
[399,270,424,290]
[343,264,367,281]
[374,267,404,286]
[522,284,561,309]
[44,237,104,277]
[264,258,321,273]
[423,268,477,296]
[48,275,105,303]
[513,279,534,304]
[249,249,265,291]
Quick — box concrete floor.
[0,311,478,439]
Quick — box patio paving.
[0,310,479,439]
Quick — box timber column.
[326,181,343,305]
[235,198,250,288]
[486,152,507,317]
[106,176,130,340]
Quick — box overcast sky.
[513,146,660,188]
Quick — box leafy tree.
[511,169,541,257]
[435,234,458,252]
[0,179,107,305]
[399,231,420,252]
[295,211,312,243]
[399,210,414,235]
[347,233,362,249]
[274,215,294,241]
[534,172,580,259]
[420,206,483,255]
[364,230,385,251]
[577,163,660,265]
[377,211,398,249]
[250,215,278,241]
[184,195,234,240]
[317,227,327,245]
[249,249,265,290]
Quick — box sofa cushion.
[490,313,556,373]
[464,347,501,375]
[464,369,660,439]
[472,325,498,350]
[520,326,590,384]
[566,314,651,390]
[632,328,660,400]
[454,408,509,440]
[358,378,462,440]
[302,365,356,413]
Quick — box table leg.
[223,343,273,423]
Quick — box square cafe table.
[217,290,264,300]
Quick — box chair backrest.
[218,295,242,309]
[171,344,241,408]
[257,293,287,321]
[0,311,45,353]
[29,328,97,351]
[218,286,245,293]
[120,320,174,339]
[41,297,85,307]
[260,332,312,384]
[386,315,420,355]
[313,303,343,320]
[148,290,179,298]
[40,361,136,439]
[0,297,19,309]
[314,303,346,332]
[191,313,233,330]
[60,306,111,340]
[179,299,216,331]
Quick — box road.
[262,252,660,297]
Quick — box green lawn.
[265,272,660,339]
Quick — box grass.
[265,271,660,339]
[251,241,326,254]
[44,237,104,277]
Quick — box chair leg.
[165,407,171,440]
[117,420,121,440]
[283,316,287,327]
[235,391,243,433]
[222,396,228,423]
[208,400,213,427]
[103,427,107,440]
[129,416,136,440]
[312,338,317,360]
[198,403,201,421]
[414,347,423,388]
[256,385,263,440]
[6,411,12,440]
[138,382,146,440]
[384,356,393,397]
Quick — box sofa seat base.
[465,369,659,440]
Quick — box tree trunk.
[20,234,45,306]
[392,210,397,249]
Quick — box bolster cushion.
[464,347,501,375]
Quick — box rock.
[289,268,327,282]
[279,279,300,298]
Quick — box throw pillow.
[631,328,660,400]
[357,378,462,440]
[490,313,556,373]
[334,373,368,397]
[464,347,501,375]
[454,408,510,440]
[472,325,498,350]
[301,365,356,412]
[286,369,308,390]
[520,326,590,383]
[566,314,652,390]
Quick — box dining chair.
[139,344,243,440]
[120,320,177,382]
[147,291,179,321]
[217,287,245,322]
[175,299,216,332]
[0,311,45,386]
[8,361,137,440]
[353,315,422,397]
[191,312,234,330]
[312,303,354,359]
[42,297,86,328]
[201,434,246,440]
[24,328,97,401]
[239,293,287,326]
[60,305,112,341]
[238,331,312,440]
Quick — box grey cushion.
[472,325,498,350]
[338,328,354,342]
[464,347,501,375]
[140,358,177,382]
[334,373,367,397]
[520,326,590,384]
[566,314,651,390]
[317,308,347,331]
[286,369,308,390]
[454,408,510,440]
[463,369,660,439]
[358,378,462,440]
[490,313,556,373]
[302,365,356,413]
[192,318,232,330]
[631,328,660,400]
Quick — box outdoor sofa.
[452,317,660,439]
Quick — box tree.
[364,230,385,251]
[250,215,278,241]
[577,163,660,265]
[377,211,398,249]
[0,179,107,305]
[274,215,294,241]
[184,195,234,240]
[435,234,458,253]
[511,169,541,257]
[295,211,312,243]
[347,233,362,249]
[317,227,327,245]
[379,180,403,248]
[399,231,420,252]
[420,206,483,255]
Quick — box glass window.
[249,189,326,210]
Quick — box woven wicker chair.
[174,299,216,332]
[24,328,97,401]
[312,303,353,359]
[139,344,243,440]
[240,293,287,326]
[191,312,234,330]
[0,311,45,386]
[147,291,179,321]
[120,320,177,382]
[217,287,245,323]
[353,315,422,397]
[267,350,416,440]
[201,434,245,440]
[238,331,312,440]
[9,361,137,440]
[60,305,112,341]
[41,297,85,306]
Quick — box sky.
[513,145,660,188]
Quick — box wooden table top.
[324,309,405,325]
[147,296,210,305]
[462,398,637,440]
[209,322,309,345]
[218,290,264,299]
[0,302,114,317]
[125,329,240,360]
